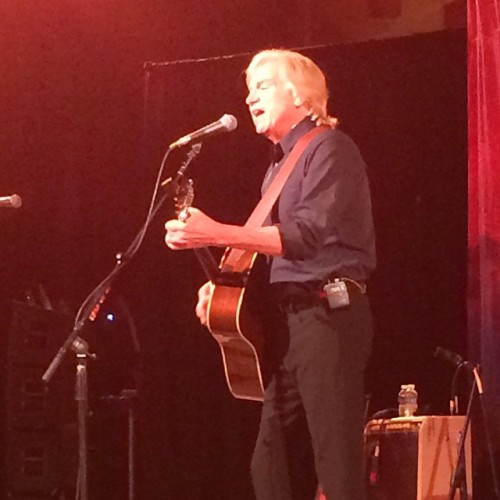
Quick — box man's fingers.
[165,219,185,230]
[165,234,185,250]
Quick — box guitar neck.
[193,247,220,283]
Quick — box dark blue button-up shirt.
[262,117,376,284]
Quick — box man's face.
[246,62,301,144]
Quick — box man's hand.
[165,208,221,250]
[196,281,214,326]
[165,208,284,256]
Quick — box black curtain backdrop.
[0,29,467,499]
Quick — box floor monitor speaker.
[365,416,472,500]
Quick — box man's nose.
[246,91,257,106]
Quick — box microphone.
[434,346,465,367]
[0,194,22,208]
[169,114,238,149]
[434,346,475,373]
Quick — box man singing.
[165,48,375,500]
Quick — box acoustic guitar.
[175,178,265,401]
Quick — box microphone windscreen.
[221,114,238,131]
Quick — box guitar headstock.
[174,177,194,222]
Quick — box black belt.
[277,279,366,314]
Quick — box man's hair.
[246,49,338,128]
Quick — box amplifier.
[364,416,472,500]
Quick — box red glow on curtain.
[468,0,500,487]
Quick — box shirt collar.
[270,143,284,165]
[278,116,316,158]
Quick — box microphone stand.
[448,363,500,500]
[41,142,203,500]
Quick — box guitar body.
[206,251,266,402]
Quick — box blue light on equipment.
[106,313,115,322]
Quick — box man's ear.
[285,82,301,107]
[292,90,303,108]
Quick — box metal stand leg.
[448,366,500,500]
[474,369,500,499]
[122,389,138,500]
[448,376,474,500]
[128,404,135,500]
[108,389,139,500]
[76,353,89,500]
[100,388,138,500]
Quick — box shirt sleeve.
[278,132,368,261]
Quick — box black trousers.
[251,295,373,500]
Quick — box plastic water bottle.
[398,384,418,417]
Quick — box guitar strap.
[244,125,329,228]
[221,125,329,271]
